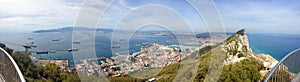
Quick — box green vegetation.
[224,31,248,58]
[12,52,40,80]
[108,75,145,82]
[218,57,264,82]
[199,46,213,55]
[155,63,180,82]
[13,52,81,82]
[0,43,13,55]
[1,43,80,82]
[194,51,212,82]
[225,34,239,45]
[128,67,162,79]
[237,53,245,58]
[108,30,264,82]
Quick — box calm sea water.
[0,32,183,65]
[248,34,300,60]
[1,32,299,64]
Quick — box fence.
[0,48,25,82]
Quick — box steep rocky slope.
[223,29,254,65]
[150,29,267,82]
[109,29,277,82]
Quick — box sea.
[248,34,300,60]
[0,32,300,66]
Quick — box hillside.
[156,29,266,82]
[195,32,233,39]
[109,29,273,82]
[0,43,81,82]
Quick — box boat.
[111,45,121,48]
[67,48,79,52]
[52,39,60,41]
[36,51,49,54]
[49,50,56,53]
[73,42,80,44]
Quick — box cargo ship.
[73,42,80,44]
[111,45,121,48]
[52,39,60,41]
[67,48,79,52]
[36,51,49,54]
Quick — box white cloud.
[97,1,207,33]
[0,0,207,33]
[2,0,298,34]
[215,0,300,34]
[0,0,84,31]
[111,4,196,33]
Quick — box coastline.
[75,43,200,77]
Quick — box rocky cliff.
[222,29,278,78]
[223,29,255,64]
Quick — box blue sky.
[0,0,299,34]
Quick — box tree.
[62,73,81,82]
[1,43,80,82]
[0,43,14,55]
[218,57,264,82]
[12,51,80,82]
[0,43,6,48]
[42,63,64,82]
[12,52,40,79]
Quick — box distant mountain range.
[34,27,237,38]
[195,32,233,38]
[33,27,114,33]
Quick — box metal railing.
[264,48,300,82]
[0,48,25,82]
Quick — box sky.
[0,0,299,34]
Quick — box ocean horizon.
[248,34,300,60]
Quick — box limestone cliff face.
[223,29,254,64]
[221,29,281,79]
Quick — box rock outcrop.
[222,29,279,78]
[223,29,254,64]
